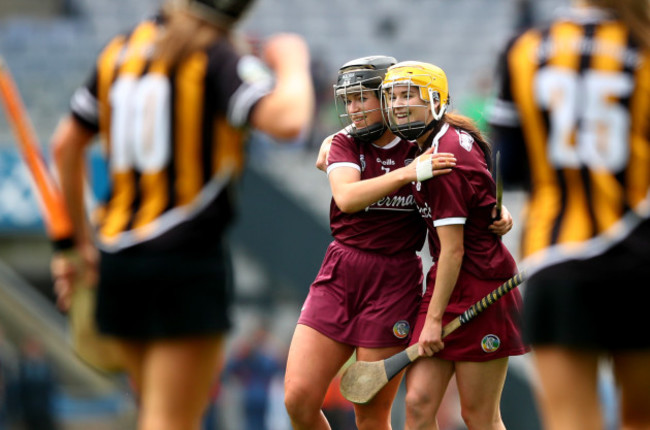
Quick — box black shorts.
[524,219,650,350]
[96,241,233,340]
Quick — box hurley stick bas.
[495,150,503,220]
[339,271,527,404]
[0,57,74,243]
[0,57,122,373]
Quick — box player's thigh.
[532,347,602,430]
[356,345,405,362]
[455,357,509,415]
[533,347,600,400]
[285,324,354,401]
[613,350,650,422]
[140,335,226,417]
[354,346,407,415]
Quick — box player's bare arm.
[329,149,456,213]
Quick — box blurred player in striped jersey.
[49,0,314,429]
[489,0,650,428]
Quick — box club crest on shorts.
[481,334,501,353]
[393,320,410,339]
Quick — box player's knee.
[284,381,319,422]
[405,388,434,425]
[459,403,501,430]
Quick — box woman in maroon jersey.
[284,56,511,430]
[284,56,458,430]
[382,61,528,430]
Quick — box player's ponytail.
[595,0,650,51]
[445,112,493,171]
[154,5,222,68]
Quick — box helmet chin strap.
[351,122,387,143]
[419,116,439,138]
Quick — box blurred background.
[0,0,618,429]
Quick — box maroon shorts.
[410,266,529,361]
[298,241,423,348]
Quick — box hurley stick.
[0,57,122,372]
[340,271,527,404]
[495,150,503,220]
[0,57,74,243]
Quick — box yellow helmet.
[382,61,450,139]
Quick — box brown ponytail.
[592,0,650,51]
[153,5,223,68]
[444,112,493,171]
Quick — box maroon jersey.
[413,123,517,279]
[327,130,425,255]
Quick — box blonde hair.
[591,0,650,50]
[153,4,224,68]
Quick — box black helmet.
[334,55,397,142]
[187,0,255,28]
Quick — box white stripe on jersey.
[433,217,467,227]
[71,86,99,127]
[228,79,272,127]
[97,166,235,252]
[228,56,274,128]
[327,162,360,176]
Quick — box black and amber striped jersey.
[489,7,650,273]
[69,15,273,253]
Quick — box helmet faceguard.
[174,0,255,28]
[333,55,397,142]
[382,61,450,140]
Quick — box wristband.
[52,236,76,252]
[416,155,434,182]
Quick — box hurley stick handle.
[340,271,527,404]
[457,271,526,326]
[385,271,527,378]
